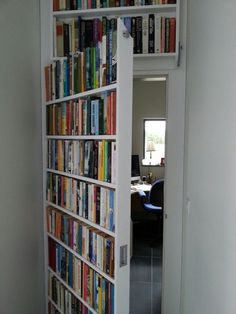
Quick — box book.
[131,17,136,53]
[148,14,155,53]
[165,17,170,52]
[169,17,176,52]
[136,16,143,54]
[142,15,149,54]
[154,14,161,53]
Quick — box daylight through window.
[143,119,166,166]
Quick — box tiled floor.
[130,222,163,314]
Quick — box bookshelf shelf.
[45,83,117,106]
[46,135,117,140]
[134,52,177,58]
[46,201,116,237]
[46,169,116,189]
[48,268,97,314]
[48,233,115,283]
[52,4,177,18]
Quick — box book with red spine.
[53,0,60,10]
[169,17,176,52]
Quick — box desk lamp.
[146,141,155,163]
[146,141,156,183]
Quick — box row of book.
[122,14,176,54]
[49,274,93,314]
[52,17,116,87]
[54,17,116,56]
[53,0,176,11]
[47,173,115,231]
[45,51,115,102]
[46,91,116,135]
[47,206,115,276]
[45,17,117,101]
[48,140,116,183]
[49,238,114,313]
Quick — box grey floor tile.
[152,258,162,283]
[130,256,151,282]
[130,222,163,314]
[151,283,162,314]
[130,282,152,314]
[152,242,163,258]
[133,238,152,257]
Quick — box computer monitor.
[131,154,141,182]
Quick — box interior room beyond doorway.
[130,77,166,314]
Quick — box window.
[143,119,166,166]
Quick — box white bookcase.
[41,1,133,312]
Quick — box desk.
[131,183,152,194]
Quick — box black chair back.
[149,179,164,209]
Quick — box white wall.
[132,79,166,179]
[0,1,44,314]
[182,1,236,313]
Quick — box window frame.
[142,118,166,167]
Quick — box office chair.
[138,178,164,243]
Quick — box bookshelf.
[50,1,180,71]
[41,0,133,311]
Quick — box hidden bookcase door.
[41,3,133,313]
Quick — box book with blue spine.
[85,48,91,90]
[123,17,131,34]
[77,223,83,255]
[110,18,117,83]
[93,99,100,135]
[102,278,106,313]
[63,59,67,97]
[98,98,104,135]
[68,252,73,288]
[56,243,60,274]
[91,99,96,135]
[110,283,114,314]
[61,247,66,282]
[108,30,113,85]
[109,189,114,231]
[89,229,93,263]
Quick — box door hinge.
[177,41,182,67]
[120,245,128,267]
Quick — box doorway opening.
[130,76,167,314]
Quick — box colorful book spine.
[48,271,93,314]
[47,206,115,276]
[46,173,115,231]
[47,139,115,183]
[48,239,114,313]
[46,92,116,135]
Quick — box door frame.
[133,68,186,314]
